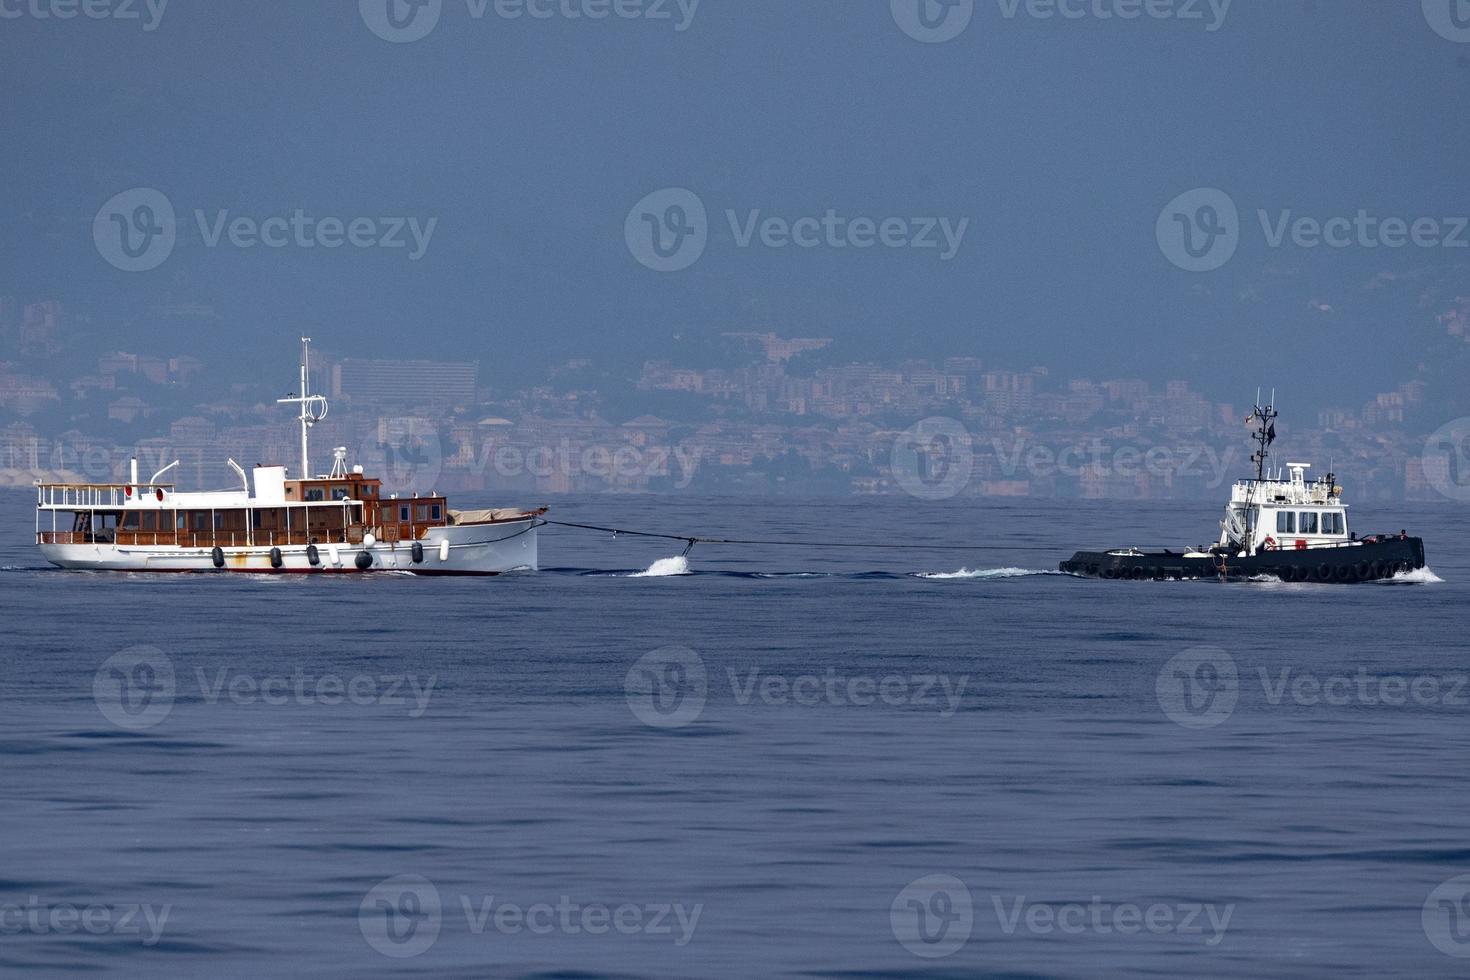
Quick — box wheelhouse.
[1219,462,1352,552]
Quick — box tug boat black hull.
[1060,535,1425,584]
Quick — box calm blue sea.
[2,489,1468,979]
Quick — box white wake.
[1381,566,1445,584]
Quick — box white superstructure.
[1218,462,1350,554]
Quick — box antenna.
[276,338,330,479]
[1241,389,1280,557]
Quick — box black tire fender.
[306,544,320,566]
[269,547,283,569]
[211,546,224,569]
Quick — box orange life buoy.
[1263,536,1278,550]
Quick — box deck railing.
[38,523,433,548]
[36,484,174,508]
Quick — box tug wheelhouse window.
[1299,512,1318,534]
[1276,511,1295,534]
[1323,511,1343,535]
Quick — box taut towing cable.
[537,519,1106,558]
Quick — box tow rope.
[539,519,1116,558]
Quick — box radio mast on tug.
[276,337,329,480]
[1240,389,1278,556]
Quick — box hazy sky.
[4,0,1468,407]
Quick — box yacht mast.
[275,338,329,480]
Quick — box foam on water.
[1381,565,1445,584]
[629,555,692,577]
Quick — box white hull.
[40,520,538,575]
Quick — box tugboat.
[34,340,545,574]
[1059,395,1426,583]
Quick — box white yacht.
[35,341,544,575]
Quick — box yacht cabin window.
[1276,511,1295,534]
[1299,512,1318,534]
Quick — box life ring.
[306,544,320,566]
[1263,536,1278,551]
[211,546,225,569]
[269,547,283,569]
